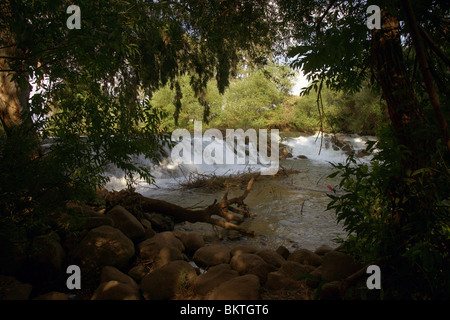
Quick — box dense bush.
[327,125,450,299]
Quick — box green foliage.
[151,63,383,134]
[327,125,450,299]
[0,0,275,236]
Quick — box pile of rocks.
[0,202,364,300]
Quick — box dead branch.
[104,175,260,237]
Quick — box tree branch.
[401,0,450,152]
[104,175,260,237]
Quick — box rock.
[297,155,308,159]
[82,216,114,229]
[256,250,285,268]
[96,188,110,201]
[174,231,204,256]
[0,226,29,275]
[140,260,197,300]
[288,249,323,267]
[230,245,259,257]
[91,280,141,300]
[275,246,290,259]
[140,219,156,239]
[264,271,299,290]
[207,274,260,300]
[138,243,185,269]
[314,245,334,256]
[230,253,275,284]
[33,291,70,300]
[279,146,293,159]
[278,261,315,281]
[356,150,371,158]
[27,232,66,282]
[65,202,100,217]
[143,212,174,232]
[305,266,322,288]
[100,266,139,290]
[137,232,186,268]
[341,144,354,156]
[140,231,185,253]
[128,264,149,282]
[71,225,135,273]
[105,205,145,240]
[63,229,89,253]
[193,245,231,268]
[320,251,362,282]
[193,264,239,296]
[0,275,32,300]
[319,281,343,300]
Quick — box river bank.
[0,188,373,300]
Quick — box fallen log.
[103,174,260,237]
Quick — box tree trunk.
[372,9,429,170]
[0,27,32,137]
[103,175,260,237]
[400,0,450,153]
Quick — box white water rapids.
[103,132,377,251]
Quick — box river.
[104,132,377,251]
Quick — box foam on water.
[103,132,376,194]
[101,132,377,250]
[283,133,376,165]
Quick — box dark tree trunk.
[0,24,32,139]
[372,9,430,170]
[400,0,450,153]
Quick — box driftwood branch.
[104,175,260,237]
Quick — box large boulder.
[137,232,186,268]
[193,264,239,296]
[256,250,286,268]
[26,232,66,282]
[230,245,259,257]
[91,280,141,300]
[140,260,197,300]
[174,231,204,256]
[105,205,145,240]
[264,271,299,290]
[287,249,323,267]
[319,281,343,300]
[140,219,156,239]
[127,264,149,283]
[320,251,362,282]
[207,274,260,300]
[70,225,135,273]
[33,291,70,300]
[81,216,114,230]
[0,226,29,275]
[275,246,290,259]
[278,261,316,281]
[100,266,139,290]
[314,245,334,256]
[139,232,185,253]
[0,275,32,300]
[193,245,231,268]
[230,253,275,284]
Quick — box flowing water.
[104,132,377,251]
